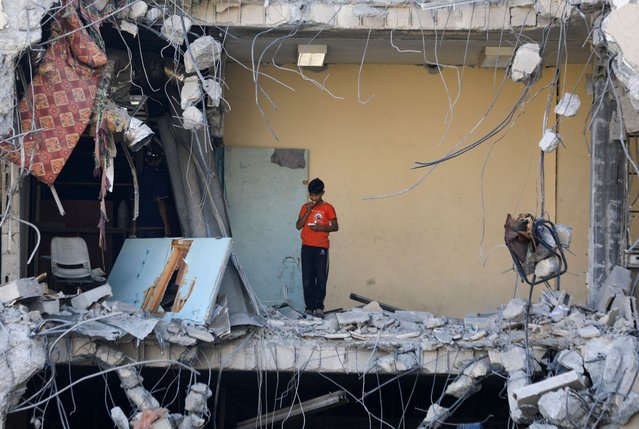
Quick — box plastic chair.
[50,237,99,290]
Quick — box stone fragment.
[180,76,202,110]
[503,298,527,321]
[119,20,138,37]
[184,35,222,73]
[146,7,163,22]
[70,284,112,310]
[185,325,215,342]
[578,325,600,338]
[0,278,43,303]
[95,345,125,366]
[110,407,128,429]
[161,15,191,46]
[184,383,212,414]
[117,367,144,389]
[490,346,530,374]
[422,404,449,428]
[445,374,479,398]
[125,386,160,410]
[538,388,589,427]
[510,43,541,82]
[555,350,584,374]
[126,0,148,19]
[179,415,206,429]
[182,106,205,130]
[336,308,371,327]
[554,92,581,117]
[202,79,222,107]
[539,129,561,153]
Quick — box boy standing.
[296,178,339,318]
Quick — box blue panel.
[224,148,307,311]
[107,237,232,324]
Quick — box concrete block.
[0,278,43,303]
[534,256,560,278]
[490,346,529,374]
[336,308,371,327]
[125,386,160,410]
[70,284,112,310]
[513,370,585,414]
[603,5,639,71]
[110,407,128,429]
[184,35,222,74]
[445,374,479,398]
[556,350,584,374]
[28,298,59,314]
[510,6,537,27]
[240,4,265,26]
[215,3,240,24]
[423,404,449,427]
[510,43,541,81]
[578,324,601,338]
[182,106,205,130]
[185,325,215,343]
[538,388,589,427]
[502,298,527,321]
[161,15,191,46]
[265,3,295,25]
[184,383,212,414]
[507,370,529,422]
[305,3,337,26]
[388,7,412,29]
[126,1,147,20]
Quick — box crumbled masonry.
[1,262,639,427]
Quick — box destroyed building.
[1,0,639,427]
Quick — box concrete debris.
[538,388,589,427]
[184,383,212,414]
[513,370,585,416]
[182,106,205,130]
[0,277,43,303]
[202,79,222,107]
[28,298,59,315]
[110,407,128,429]
[554,92,581,117]
[161,14,192,46]
[185,325,215,342]
[603,5,639,72]
[507,370,529,423]
[125,0,147,20]
[555,350,584,374]
[621,90,639,133]
[180,76,202,110]
[534,255,560,278]
[538,129,561,153]
[184,35,222,74]
[70,284,113,310]
[528,424,558,429]
[336,308,372,327]
[419,404,450,429]
[578,324,600,338]
[510,43,542,82]
[119,20,138,37]
[502,298,527,321]
[596,265,631,313]
[146,7,163,22]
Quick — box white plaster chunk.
[110,407,128,429]
[126,0,148,20]
[146,7,163,22]
[184,383,212,414]
[554,92,581,117]
[182,106,205,130]
[603,5,639,71]
[161,15,191,46]
[70,284,112,310]
[513,371,585,416]
[539,129,561,153]
[180,76,202,110]
[423,403,450,426]
[510,43,541,82]
[184,35,222,74]
[534,256,560,278]
[445,374,480,398]
[538,388,589,427]
[119,20,138,37]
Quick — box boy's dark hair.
[308,178,324,194]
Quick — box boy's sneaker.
[313,309,325,319]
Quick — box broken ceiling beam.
[512,370,586,417]
[235,390,349,429]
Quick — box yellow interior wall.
[224,62,591,317]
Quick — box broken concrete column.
[184,35,222,73]
[0,307,47,429]
[510,43,541,82]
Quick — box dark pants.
[301,245,329,311]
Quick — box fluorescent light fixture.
[297,44,327,67]
[235,390,348,429]
[480,46,515,68]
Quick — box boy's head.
[308,178,325,196]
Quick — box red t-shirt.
[299,201,337,248]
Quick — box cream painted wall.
[224,63,591,317]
